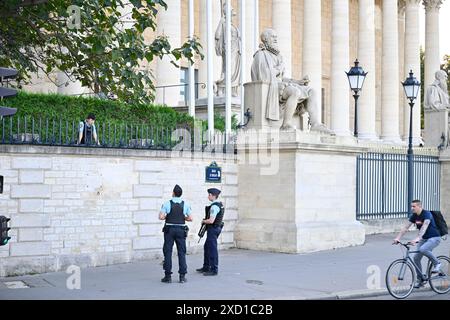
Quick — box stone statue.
[424,70,449,110]
[251,29,331,133]
[215,1,241,97]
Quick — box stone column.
[188,0,196,117]
[357,0,378,140]
[272,0,292,77]
[423,0,444,88]
[245,0,257,83]
[398,1,406,138]
[403,0,422,144]
[381,0,402,143]
[155,0,181,106]
[198,0,221,99]
[330,0,351,136]
[303,0,322,125]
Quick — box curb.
[309,286,433,300]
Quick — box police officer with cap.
[197,188,225,276]
[159,185,193,283]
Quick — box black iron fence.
[356,152,440,220]
[0,115,236,153]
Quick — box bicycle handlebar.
[392,241,417,248]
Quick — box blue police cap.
[173,184,183,196]
[207,188,221,196]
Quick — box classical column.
[357,0,377,140]
[188,0,195,117]
[423,0,444,87]
[398,0,406,138]
[330,0,351,136]
[240,0,246,125]
[381,0,402,143]
[254,0,260,54]
[198,0,221,99]
[244,0,257,83]
[403,0,422,144]
[303,0,322,125]
[207,0,215,135]
[272,0,292,77]
[225,0,232,134]
[155,0,181,107]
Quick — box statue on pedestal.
[250,28,331,133]
[215,2,241,97]
[424,70,450,149]
[425,70,449,111]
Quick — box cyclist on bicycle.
[393,200,442,288]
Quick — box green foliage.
[201,114,239,132]
[441,54,450,95]
[0,0,203,105]
[1,91,195,129]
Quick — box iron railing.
[155,83,206,106]
[0,115,236,154]
[356,152,440,220]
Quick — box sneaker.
[414,280,426,289]
[161,275,172,283]
[431,263,442,274]
[203,271,218,276]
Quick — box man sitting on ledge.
[251,28,332,134]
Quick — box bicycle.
[385,241,450,299]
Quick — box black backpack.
[430,211,448,237]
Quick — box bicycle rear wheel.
[386,259,415,299]
[428,256,450,294]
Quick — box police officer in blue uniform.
[159,185,193,283]
[196,188,224,276]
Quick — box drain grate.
[246,280,264,285]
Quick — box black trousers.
[203,225,222,273]
[163,226,187,275]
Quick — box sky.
[420,1,450,62]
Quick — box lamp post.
[402,70,421,216]
[346,60,368,137]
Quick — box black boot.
[179,274,187,283]
[161,275,172,283]
[196,267,208,273]
[203,271,218,276]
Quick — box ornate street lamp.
[346,60,368,137]
[402,70,421,216]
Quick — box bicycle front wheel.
[386,259,415,299]
[428,256,450,294]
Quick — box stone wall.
[0,145,238,276]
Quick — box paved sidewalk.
[0,233,449,300]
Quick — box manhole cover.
[246,280,264,285]
[3,281,30,289]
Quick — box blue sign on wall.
[205,162,222,183]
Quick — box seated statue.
[424,70,449,111]
[251,28,331,133]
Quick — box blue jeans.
[413,236,441,280]
[203,225,222,273]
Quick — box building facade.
[23,0,446,144]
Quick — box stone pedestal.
[235,131,366,253]
[424,108,449,148]
[439,149,450,223]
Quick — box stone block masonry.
[0,145,238,276]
